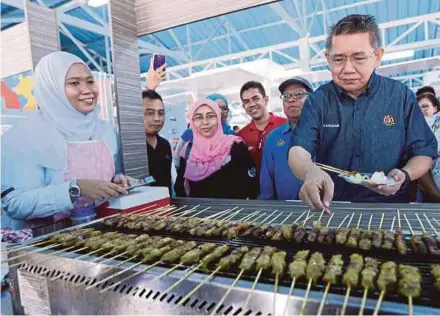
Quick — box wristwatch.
[69,180,81,202]
[398,169,411,190]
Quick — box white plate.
[339,174,396,186]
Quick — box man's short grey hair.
[325,14,382,52]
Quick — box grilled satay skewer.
[316,213,334,244]
[86,237,177,290]
[301,252,326,315]
[293,210,315,243]
[271,251,287,315]
[416,213,440,256]
[336,213,354,245]
[307,209,326,242]
[242,246,277,312]
[346,213,363,248]
[372,213,385,249]
[162,245,230,294]
[399,264,422,316]
[283,250,309,316]
[7,229,103,266]
[270,212,294,241]
[403,213,428,255]
[359,214,374,251]
[382,216,396,250]
[395,209,408,255]
[431,265,440,291]
[373,261,397,316]
[358,257,379,316]
[341,253,364,316]
[77,236,162,287]
[51,232,133,281]
[317,254,344,316]
[210,247,261,315]
[100,241,198,293]
[177,247,249,308]
[4,228,99,263]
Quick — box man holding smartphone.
[143,56,173,195]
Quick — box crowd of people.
[1,14,439,237]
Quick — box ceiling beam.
[2,0,109,36]
[138,40,190,62]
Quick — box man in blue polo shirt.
[259,77,313,200]
[288,14,437,212]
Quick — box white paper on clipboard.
[17,270,51,315]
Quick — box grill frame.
[7,199,440,315]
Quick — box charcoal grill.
[6,198,440,315]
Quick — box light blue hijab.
[34,51,100,141]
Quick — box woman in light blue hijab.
[1,51,132,235]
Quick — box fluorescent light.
[87,0,108,7]
[382,50,414,61]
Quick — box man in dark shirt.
[288,14,437,212]
[143,90,172,194]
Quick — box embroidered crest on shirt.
[383,115,396,126]
[277,139,285,146]
[248,167,257,178]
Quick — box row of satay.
[103,213,440,256]
[46,228,440,297]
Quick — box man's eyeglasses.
[280,91,309,101]
[329,50,377,67]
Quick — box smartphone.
[153,55,166,70]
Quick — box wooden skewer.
[415,213,426,233]
[50,248,103,281]
[137,204,176,217]
[318,208,325,223]
[146,264,183,286]
[423,214,438,235]
[2,243,61,263]
[358,288,368,316]
[379,213,385,230]
[300,278,312,316]
[357,215,374,316]
[86,258,146,291]
[279,212,292,225]
[223,208,244,221]
[282,277,297,316]
[397,209,402,230]
[338,214,350,228]
[325,212,334,228]
[432,217,440,230]
[317,282,331,316]
[291,210,307,225]
[76,251,129,287]
[176,266,222,307]
[315,163,351,175]
[8,245,85,269]
[340,286,351,316]
[242,268,263,312]
[273,273,279,316]
[403,214,415,236]
[408,295,413,316]
[267,211,283,225]
[210,269,245,315]
[1,240,51,254]
[347,212,355,228]
[373,289,385,316]
[357,213,363,229]
[100,260,163,293]
[372,217,396,316]
[240,210,262,222]
[162,262,204,293]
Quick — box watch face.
[69,187,80,197]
